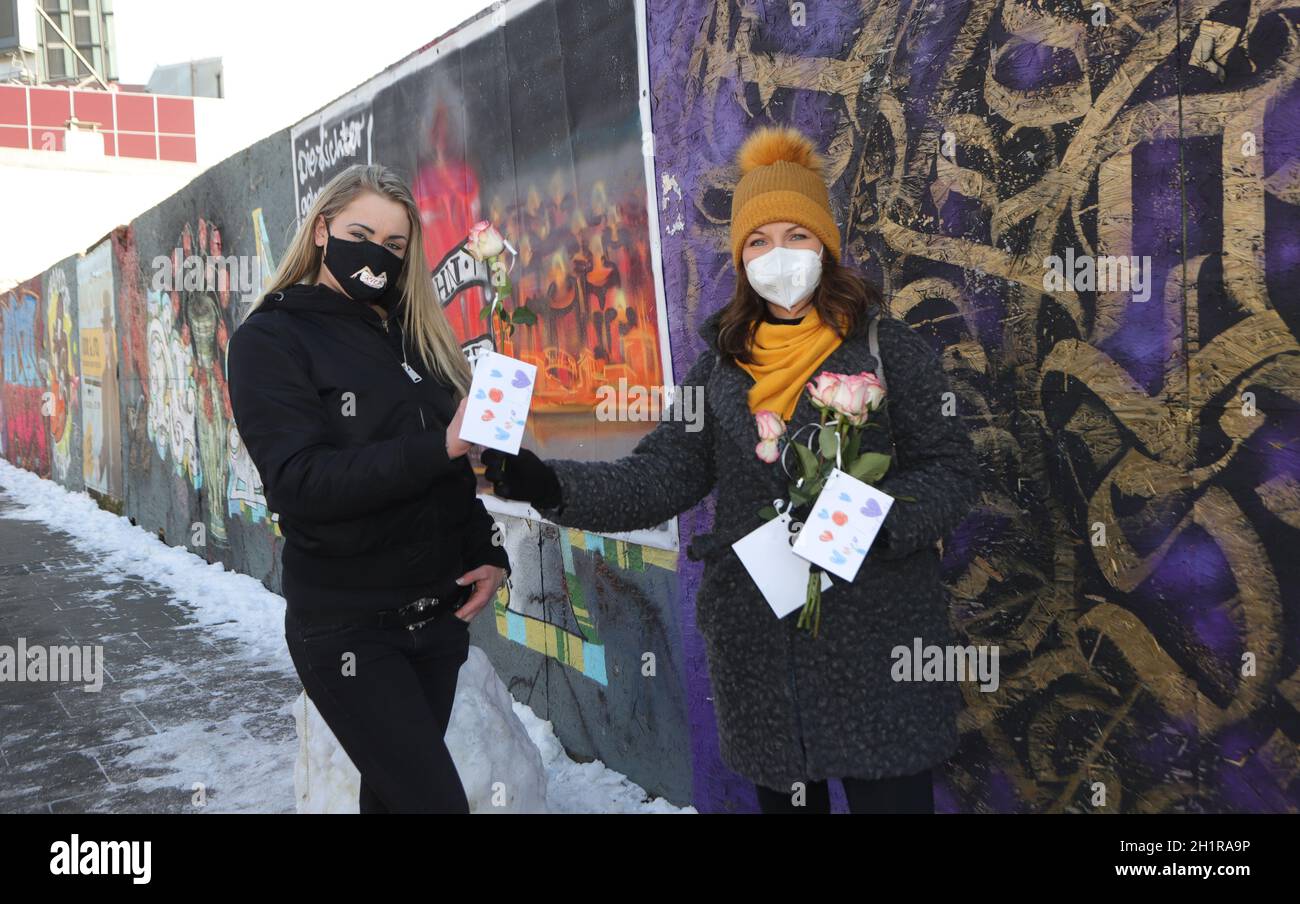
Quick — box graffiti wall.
[75,242,114,498]
[646,0,1299,812]
[0,0,697,805]
[1,0,1295,812]
[1,277,48,476]
[41,260,80,492]
[111,127,297,573]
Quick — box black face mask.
[321,229,404,303]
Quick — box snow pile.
[295,646,547,813]
[512,700,695,814]
[0,459,692,814]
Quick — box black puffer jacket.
[226,282,509,614]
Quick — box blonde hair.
[248,164,473,396]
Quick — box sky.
[111,0,500,147]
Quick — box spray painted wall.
[0,0,698,806]
[2,0,1296,812]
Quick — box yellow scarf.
[737,305,843,421]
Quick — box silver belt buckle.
[399,595,439,630]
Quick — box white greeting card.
[458,351,537,454]
[790,467,895,582]
[732,511,834,619]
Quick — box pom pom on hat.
[736,125,826,177]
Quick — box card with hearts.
[790,467,894,582]
[732,511,834,619]
[457,351,537,454]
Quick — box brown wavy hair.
[715,257,888,365]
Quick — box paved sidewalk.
[0,492,301,813]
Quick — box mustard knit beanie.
[730,125,841,269]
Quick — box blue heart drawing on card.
[490,368,502,378]
[839,491,852,501]
[494,426,510,441]
[830,549,847,565]
[512,370,531,388]
[475,388,487,399]
[817,508,829,519]
[861,499,882,517]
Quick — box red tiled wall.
[0,85,196,162]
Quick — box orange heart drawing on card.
[481,409,495,421]
[489,387,503,402]
[819,530,834,542]
[832,511,848,526]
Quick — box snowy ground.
[0,458,691,814]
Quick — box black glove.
[481,447,563,510]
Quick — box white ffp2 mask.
[744,246,823,310]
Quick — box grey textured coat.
[535,308,981,789]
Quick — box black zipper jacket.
[226,282,509,614]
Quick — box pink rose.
[466,221,505,260]
[754,409,785,463]
[755,409,785,440]
[828,374,871,425]
[858,371,885,409]
[806,372,841,410]
[822,373,884,426]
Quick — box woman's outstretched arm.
[525,350,719,533]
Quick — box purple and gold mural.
[646,0,1299,811]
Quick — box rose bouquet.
[755,370,904,636]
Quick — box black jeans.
[284,595,473,814]
[753,769,934,813]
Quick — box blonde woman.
[227,164,510,814]
[483,126,980,813]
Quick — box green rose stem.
[798,566,822,639]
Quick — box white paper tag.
[458,351,537,454]
[732,511,834,619]
[790,467,894,582]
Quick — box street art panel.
[291,100,375,228]
[368,0,673,482]
[1,279,48,476]
[44,263,81,490]
[76,240,120,498]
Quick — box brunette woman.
[482,127,979,814]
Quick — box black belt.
[294,582,472,633]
